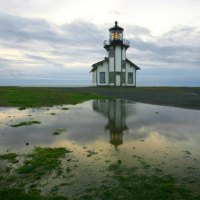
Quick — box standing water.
[0,99,200,199]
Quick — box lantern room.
[109,21,124,41]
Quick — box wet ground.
[64,87,200,110]
[0,99,200,199]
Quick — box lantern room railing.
[123,39,130,46]
[103,39,130,47]
[104,40,110,46]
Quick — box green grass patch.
[86,150,98,157]
[0,87,106,108]
[79,162,200,200]
[62,107,69,110]
[18,147,71,180]
[0,188,68,200]
[10,121,41,127]
[18,107,26,110]
[182,150,191,155]
[0,153,18,164]
[53,128,68,135]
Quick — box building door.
[116,75,121,86]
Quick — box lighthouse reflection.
[93,99,134,148]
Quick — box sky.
[0,0,200,86]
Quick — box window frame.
[128,72,133,84]
[109,72,114,83]
[122,61,126,69]
[100,72,106,83]
[109,49,114,57]
[122,72,125,84]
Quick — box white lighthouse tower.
[93,99,134,148]
[90,21,140,87]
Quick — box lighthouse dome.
[109,21,124,32]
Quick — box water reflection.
[1,100,200,194]
[93,99,134,148]
[0,99,200,155]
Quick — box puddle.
[0,99,200,197]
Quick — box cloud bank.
[0,12,199,86]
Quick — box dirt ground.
[63,87,200,110]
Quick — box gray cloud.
[126,25,151,37]
[0,12,63,43]
[126,26,200,71]
[162,26,200,44]
[0,12,199,86]
[25,54,51,62]
[0,12,105,47]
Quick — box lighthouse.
[90,21,140,87]
[93,99,134,148]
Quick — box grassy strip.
[62,107,69,110]
[53,128,67,135]
[18,147,71,180]
[0,86,199,109]
[79,162,200,200]
[0,153,18,164]
[0,188,68,200]
[0,87,107,108]
[0,148,199,199]
[10,121,41,127]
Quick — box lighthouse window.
[109,72,114,83]
[128,72,133,84]
[122,72,125,83]
[122,61,126,69]
[100,72,105,83]
[109,49,114,57]
[112,32,122,40]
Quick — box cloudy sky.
[0,0,200,86]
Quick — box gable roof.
[90,57,140,72]
[90,57,108,72]
[126,58,140,70]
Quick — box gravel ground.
[63,87,200,110]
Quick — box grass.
[53,128,68,135]
[86,150,98,157]
[182,150,191,155]
[10,121,41,127]
[0,86,199,109]
[0,188,68,200]
[0,153,18,164]
[62,107,69,110]
[18,147,71,180]
[0,147,199,199]
[0,147,71,200]
[79,162,200,200]
[0,87,107,108]
[18,107,26,110]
